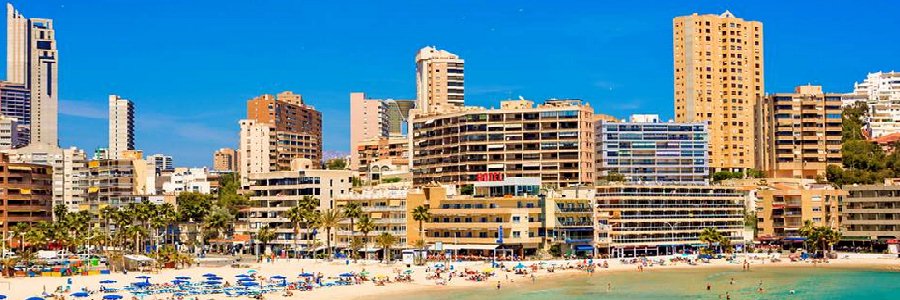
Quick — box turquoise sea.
[398,266,900,299]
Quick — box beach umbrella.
[25,297,44,300]
[71,292,90,298]
[204,281,222,285]
[132,282,150,288]
[207,276,223,280]
[175,276,191,280]
[238,278,254,282]
[482,268,494,273]
[0,295,6,299]
[135,275,150,279]
[299,272,314,277]
[171,280,189,285]
[103,295,123,300]
[235,274,251,278]
[246,269,257,274]
[404,270,413,274]
[99,280,117,284]
[271,275,286,279]
[338,272,354,277]
[203,273,218,277]
[240,281,260,286]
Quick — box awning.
[388,200,402,206]
[359,247,382,252]
[441,244,499,251]
[573,245,594,251]
[783,237,806,241]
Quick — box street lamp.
[664,222,677,256]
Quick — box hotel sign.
[476,172,504,182]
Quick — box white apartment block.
[239,119,274,186]
[162,167,214,195]
[846,71,900,138]
[5,145,89,211]
[0,116,18,149]
[108,95,135,159]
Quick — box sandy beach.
[0,254,897,300]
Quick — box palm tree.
[343,202,362,245]
[256,226,276,256]
[411,205,430,262]
[799,220,816,252]
[285,206,304,258]
[11,223,29,253]
[349,236,364,260]
[356,214,375,261]
[375,232,398,263]
[203,206,233,252]
[413,239,427,265]
[318,209,345,260]
[154,203,177,247]
[298,196,320,258]
[698,227,721,254]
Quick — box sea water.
[399,266,900,299]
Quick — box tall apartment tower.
[7,3,58,146]
[415,46,464,115]
[213,147,238,172]
[246,91,322,165]
[756,85,842,179]
[238,119,273,186]
[673,11,763,172]
[349,92,389,170]
[108,95,135,160]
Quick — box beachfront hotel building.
[86,151,157,211]
[674,11,763,172]
[407,178,545,257]
[596,114,709,185]
[0,153,52,233]
[415,46,464,115]
[842,182,900,244]
[7,3,59,147]
[356,136,411,184]
[845,71,900,138]
[213,147,238,172]
[236,160,352,254]
[595,185,746,257]
[754,178,845,243]
[411,99,595,188]
[333,187,409,251]
[755,85,842,179]
[544,187,596,257]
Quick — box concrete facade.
[6,4,58,146]
[108,95,135,160]
[843,183,900,240]
[0,153,52,234]
[213,147,237,172]
[846,71,900,138]
[756,85,842,179]
[674,11,763,172]
[754,179,844,240]
[415,46,464,115]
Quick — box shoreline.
[0,256,896,299]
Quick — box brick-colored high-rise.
[246,91,322,166]
[213,147,237,172]
[673,11,763,172]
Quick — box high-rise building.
[755,178,845,242]
[349,92,389,170]
[7,4,58,146]
[0,153,52,233]
[756,85,842,179]
[597,114,709,185]
[673,11,763,172]
[845,71,900,138]
[411,99,595,188]
[6,145,89,211]
[355,136,410,183]
[108,95,135,160]
[213,147,237,172]
[238,119,273,186]
[147,153,173,173]
[0,81,30,145]
[415,46,464,115]
[595,185,747,257]
[385,99,415,136]
[0,116,18,149]
[87,155,157,210]
[246,91,322,164]
[334,187,409,249]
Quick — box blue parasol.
[299,272,314,277]
[203,273,218,277]
[239,281,259,286]
[25,297,44,300]
[271,275,286,279]
[99,280,117,284]
[237,277,254,282]
[338,273,354,277]
[204,281,222,285]
[102,295,123,300]
[175,276,191,280]
[71,292,90,298]
[235,274,251,278]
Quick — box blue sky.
[5,1,899,167]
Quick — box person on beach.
[730,278,734,285]
[706,282,711,291]
[497,281,501,290]
[607,282,612,292]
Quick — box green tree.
[203,206,233,251]
[343,202,362,252]
[285,206,305,257]
[376,232,398,263]
[356,214,375,260]
[606,172,626,182]
[698,227,722,254]
[411,205,430,264]
[217,173,249,214]
[256,226,276,256]
[842,101,868,141]
[325,158,348,170]
[318,209,345,259]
